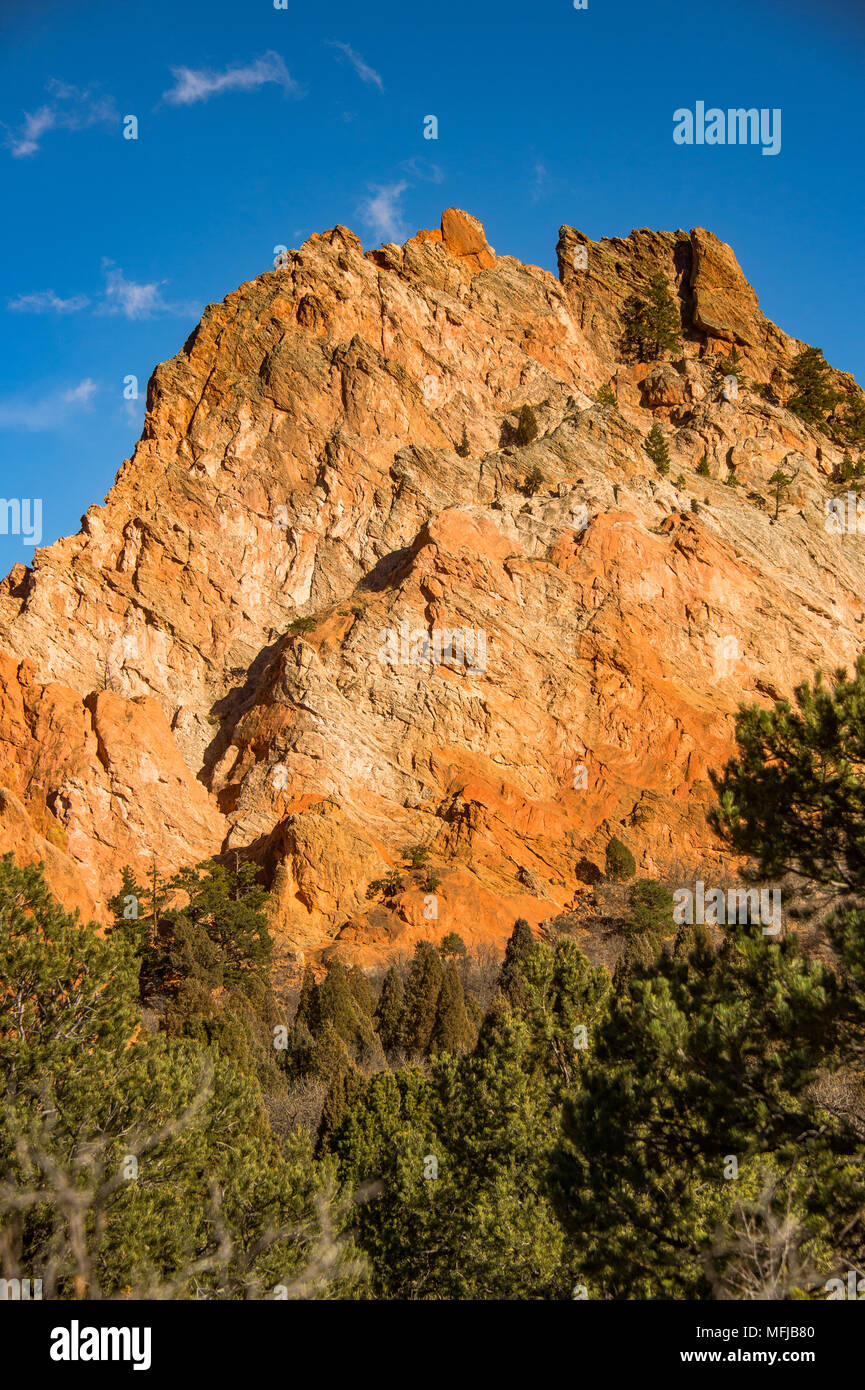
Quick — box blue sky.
[1,0,863,574]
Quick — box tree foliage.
[621,273,681,360]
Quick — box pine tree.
[401,941,444,1054]
[160,858,272,995]
[625,878,674,938]
[438,932,467,959]
[375,967,406,1054]
[330,1008,578,1298]
[0,856,353,1299]
[767,467,795,520]
[107,866,147,969]
[325,1067,437,1296]
[715,346,748,391]
[787,346,840,426]
[621,273,681,360]
[645,423,671,475]
[456,423,471,458]
[498,918,536,1008]
[710,655,865,893]
[293,964,320,1035]
[316,959,356,1035]
[347,964,376,1017]
[318,1055,363,1151]
[315,959,383,1065]
[309,1020,352,1084]
[552,656,865,1297]
[837,393,865,448]
[430,962,472,1054]
[832,453,857,486]
[552,918,839,1298]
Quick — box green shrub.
[645,423,670,475]
[401,844,429,870]
[523,465,545,496]
[715,347,749,390]
[367,870,403,901]
[625,879,674,938]
[594,383,618,410]
[516,404,539,446]
[439,932,467,959]
[605,836,636,882]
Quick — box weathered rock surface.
[0,210,862,971]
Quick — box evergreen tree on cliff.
[622,273,681,360]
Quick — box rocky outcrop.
[405,206,496,272]
[0,785,95,922]
[0,209,862,970]
[689,225,765,348]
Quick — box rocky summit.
[2,207,864,975]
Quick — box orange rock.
[0,785,96,922]
[440,207,496,269]
[0,209,861,969]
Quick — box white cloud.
[99,262,168,319]
[8,289,90,314]
[63,378,97,404]
[358,181,408,244]
[0,378,99,432]
[3,80,117,158]
[328,42,384,92]
[531,160,548,203]
[96,260,199,321]
[399,155,444,184]
[9,263,199,323]
[162,51,300,106]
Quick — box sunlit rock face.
[1,208,862,971]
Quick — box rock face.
[1,210,863,972]
[689,226,766,348]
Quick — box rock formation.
[2,206,863,973]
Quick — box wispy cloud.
[327,41,384,92]
[97,261,199,320]
[399,155,444,184]
[162,51,300,106]
[531,160,548,203]
[99,262,169,319]
[64,378,98,405]
[0,378,99,432]
[3,79,118,158]
[9,263,198,322]
[8,289,90,314]
[358,181,408,244]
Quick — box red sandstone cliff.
[2,208,863,971]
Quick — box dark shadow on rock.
[197,637,286,789]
